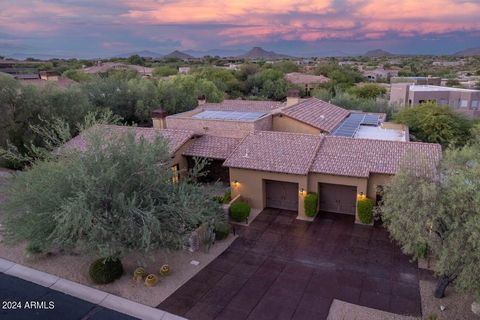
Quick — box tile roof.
[64,125,194,155]
[310,136,442,178]
[281,98,350,133]
[285,72,330,85]
[183,135,242,160]
[223,131,322,175]
[201,99,283,113]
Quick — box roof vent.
[320,115,325,120]
[243,148,250,158]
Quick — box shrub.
[88,257,124,284]
[26,243,44,255]
[222,190,232,204]
[357,197,375,224]
[304,193,318,217]
[229,201,250,222]
[215,222,231,240]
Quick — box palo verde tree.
[1,116,224,261]
[380,142,480,299]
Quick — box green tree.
[153,66,178,77]
[62,69,91,82]
[393,102,472,148]
[2,121,224,259]
[157,75,223,114]
[380,143,480,299]
[127,54,145,66]
[348,83,386,99]
[193,68,242,98]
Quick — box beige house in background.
[67,94,440,224]
[390,84,480,117]
[284,72,330,95]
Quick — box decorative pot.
[145,274,158,287]
[159,264,170,276]
[133,267,146,283]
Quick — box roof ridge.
[325,135,442,148]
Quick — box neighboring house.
[390,76,441,86]
[0,67,39,79]
[363,68,399,81]
[40,71,59,81]
[178,67,191,74]
[67,93,439,224]
[284,72,330,95]
[390,84,480,117]
[432,60,465,67]
[82,62,153,77]
[20,77,76,89]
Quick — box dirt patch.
[327,299,419,320]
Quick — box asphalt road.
[0,272,138,320]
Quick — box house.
[67,93,439,224]
[390,84,480,117]
[390,76,442,86]
[363,68,399,81]
[40,71,59,81]
[284,72,330,95]
[178,67,191,74]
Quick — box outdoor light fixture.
[299,188,306,196]
[232,180,239,187]
[357,192,366,201]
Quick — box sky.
[1,0,480,58]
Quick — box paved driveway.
[159,209,422,320]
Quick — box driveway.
[159,209,422,320]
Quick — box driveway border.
[0,257,185,320]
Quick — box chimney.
[151,107,167,129]
[286,89,300,107]
[197,95,206,106]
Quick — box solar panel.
[332,113,380,138]
[193,110,265,121]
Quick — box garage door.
[319,183,356,215]
[265,180,298,211]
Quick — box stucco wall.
[272,114,322,135]
[367,173,392,199]
[171,141,192,177]
[253,115,273,131]
[229,168,309,219]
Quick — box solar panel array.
[332,113,380,138]
[193,110,266,122]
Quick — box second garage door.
[265,180,298,211]
[319,183,357,215]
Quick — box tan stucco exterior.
[272,114,322,135]
[228,166,393,223]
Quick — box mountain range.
[363,49,394,57]
[454,47,480,57]
[237,47,293,59]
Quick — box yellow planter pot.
[159,264,170,276]
[145,274,158,287]
[133,267,146,283]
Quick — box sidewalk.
[0,257,185,320]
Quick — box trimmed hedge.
[229,201,251,222]
[215,222,231,240]
[304,192,318,217]
[88,257,124,284]
[357,197,375,224]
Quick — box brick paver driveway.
[159,209,422,320]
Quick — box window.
[440,99,448,106]
[460,99,468,108]
[472,100,479,109]
[171,164,179,184]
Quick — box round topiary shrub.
[357,197,375,224]
[229,201,251,222]
[215,222,231,240]
[88,257,124,284]
[304,192,318,217]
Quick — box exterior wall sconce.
[232,180,239,188]
[299,188,307,196]
[357,192,366,201]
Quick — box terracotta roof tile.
[64,125,194,155]
[310,136,442,177]
[202,99,283,112]
[223,131,322,175]
[281,98,350,133]
[183,135,242,160]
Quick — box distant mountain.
[114,50,163,58]
[4,52,70,60]
[363,49,394,57]
[162,50,194,60]
[454,47,480,57]
[184,48,246,58]
[237,47,293,59]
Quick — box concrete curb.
[0,257,186,320]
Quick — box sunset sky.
[1,0,480,58]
